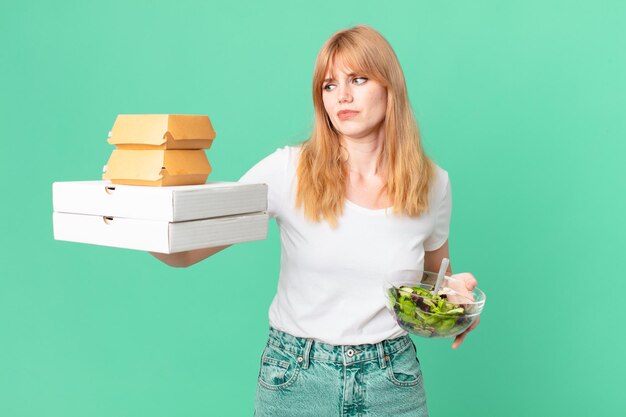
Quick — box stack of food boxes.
[103,114,214,186]
[52,114,269,254]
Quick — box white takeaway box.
[53,180,267,221]
[52,180,269,253]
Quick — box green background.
[1,0,625,416]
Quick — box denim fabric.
[254,326,428,417]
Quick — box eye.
[323,83,336,91]
[353,77,368,85]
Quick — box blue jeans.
[254,326,428,417]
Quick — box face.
[321,58,388,141]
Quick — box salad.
[386,284,476,338]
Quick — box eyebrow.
[323,72,359,83]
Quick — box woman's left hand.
[448,272,480,349]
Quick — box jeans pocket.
[257,343,302,391]
[385,339,423,387]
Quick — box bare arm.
[149,244,232,268]
[424,239,452,275]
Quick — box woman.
[152,25,480,417]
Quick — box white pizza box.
[52,180,267,221]
[53,211,269,254]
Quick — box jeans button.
[346,349,354,357]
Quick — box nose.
[337,83,353,103]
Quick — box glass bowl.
[383,270,486,338]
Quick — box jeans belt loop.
[302,338,313,369]
[376,341,387,369]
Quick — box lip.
[337,110,359,120]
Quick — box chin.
[340,129,374,139]
[335,124,363,135]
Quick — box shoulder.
[280,143,304,171]
[264,143,303,163]
[248,144,299,168]
[283,143,304,159]
[431,163,450,196]
[238,144,302,183]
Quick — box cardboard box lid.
[102,149,212,182]
[108,114,216,149]
[52,180,268,221]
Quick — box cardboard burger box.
[103,149,212,187]
[52,180,269,253]
[103,114,216,186]
[107,114,216,150]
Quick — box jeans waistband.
[265,326,414,370]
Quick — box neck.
[341,126,385,177]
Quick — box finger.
[451,273,477,291]
[452,332,467,349]
[464,316,480,334]
[452,316,480,349]
[464,274,477,290]
[467,320,479,332]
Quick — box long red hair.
[295,25,436,228]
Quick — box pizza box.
[52,180,268,222]
[52,211,268,254]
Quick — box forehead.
[323,55,360,79]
